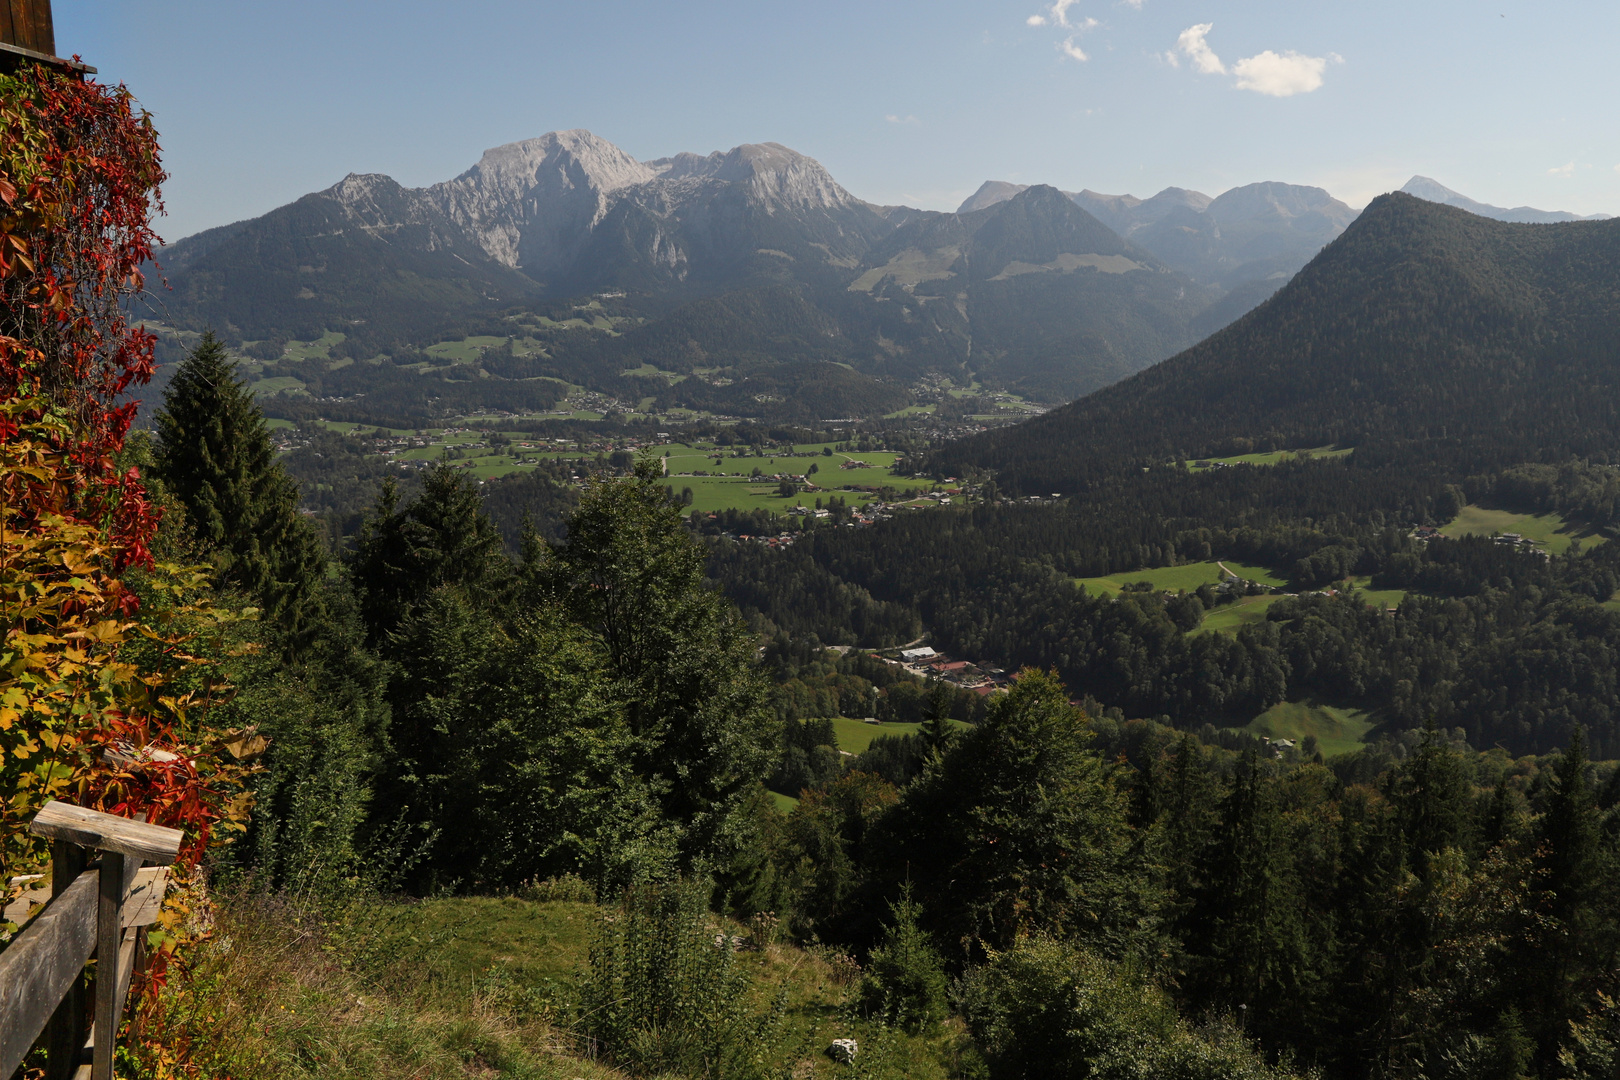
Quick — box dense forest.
[711,451,1620,756]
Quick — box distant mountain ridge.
[147,131,1273,417]
[958,179,1357,294]
[1399,175,1610,224]
[933,192,1620,492]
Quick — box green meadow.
[1238,700,1377,758]
[1198,594,1286,634]
[1075,560,1285,598]
[1187,445,1353,471]
[1439,504,1607,555]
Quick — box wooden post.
[45,840,88,1080]
[91,851,124,1080]
[28,800,182,1079]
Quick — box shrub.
[580,877,786,1079]
[520,873,597,904]
[858,887,949,1034]
[956,938,1301,1080]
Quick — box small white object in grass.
[828,1039,859,1064]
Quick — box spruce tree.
[153,331,325,644]
[350,466,508,642]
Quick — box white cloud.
[1170,24,1338,96]
[885,114,919,125]
[1121,0,1144,7]
[1232,50,1328,96]
[1060,36,1089,61]
[1028,0,1095,30]
[1173,23,1226,75]
[1549,161,1576,177]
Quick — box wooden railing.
[0,800,182,1080]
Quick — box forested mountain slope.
[935,193,1620,493]
[848,185,1219,398]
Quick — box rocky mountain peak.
[1399,175,1608,224]
[646,142,857,210]
[424,130,658,269]
[958,181,1031,214]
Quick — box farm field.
[249,376,305,396]
[827,716,972,754]
[1199,594,1285,634]
[1348,576,1408,609]
[1075,560,1285,598]
[423,335,510,362]
[1187,445,1352,470]
[1439,504,1607,554]
[1239,700,1377,758]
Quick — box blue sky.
[56,1,1620,242]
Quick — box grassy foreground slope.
[149,890,962,1080]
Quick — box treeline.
[708,452,1620,752]
[751,674,1620,1078]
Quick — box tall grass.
[579,877,789,1079]
[124,888,624,1080]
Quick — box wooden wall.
[0,0,55,57]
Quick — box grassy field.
[152,888,957,1080]
[279,331,346,362]
[769,790,801,813]
[1199,594,1285,634]
[1188,445,1352,471]
[1348,576,1408,609]
[1239,700,1377,758]
[424,335,510,363]
[827,716,974,754]
[250,375,306,396]
[1075,560,1285,598]
[1439,504,1607,555]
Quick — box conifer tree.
[544,452,775,871]
[154,331,325,644]
[1184,752,1309,1042]
[350,466,508,642]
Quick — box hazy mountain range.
[145,132,1610,421]
[935,192,1620,492]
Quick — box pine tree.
[1184,752,1309,1043]
[153,331,325,644]
[544,452,775,870]
[1524,725,1620,1064]
[349,466,508,642]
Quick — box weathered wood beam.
[0,867,99,1079]
[30,801,183,867]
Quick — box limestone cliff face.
[647,142,861,212]
[313,131,870,284]
[424,130,657,273]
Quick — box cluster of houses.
[1412,524,1550,555]
[736,532,799,548]
[889,646,1010,697]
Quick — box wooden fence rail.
[0,800,182,1080]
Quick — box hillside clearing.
[1075,560,1284,598]
[1238,700,1376,758]
[1439,504,1607,555]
